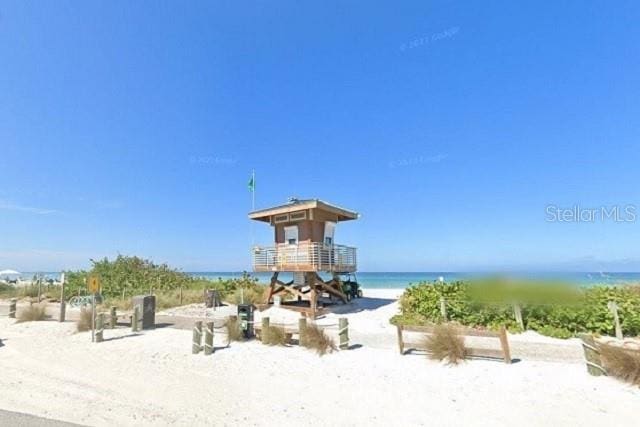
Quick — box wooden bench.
[396,324,512,364]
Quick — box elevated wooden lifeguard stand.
[249,198,358,317]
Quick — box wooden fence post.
[607,301,623,340]
[192,321,203,354]
[579,334,606,376]
[37,277,42,303]
[9,299,16,319]
[339,317,349,350]
[498,326,512,363]
[110,306,117,329]
[261,317,270,342]
[439,297,448,320]
[132,305,140,332]
[204,321,214,355]
[179,286,183,305]
[396,325,405,354]
[59,280,66,322]
[513,303,524,330]
[298,317,307,346]
[95,313,104,343]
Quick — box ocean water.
[187,271,640,289]
[14,271,640,289]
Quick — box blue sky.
[1,1,639,272]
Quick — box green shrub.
[60,256,265,310]
[394,279,640,337]
[535,325,573,339]
[226,286,266,305]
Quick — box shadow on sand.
[325,297,396,315]
[102,333,143,342]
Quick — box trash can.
[132,295,156,329]
[237,304,254,338]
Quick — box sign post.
[59,273,66,322]
[88,276,100,342]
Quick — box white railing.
[252,242,357,272]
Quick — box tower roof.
[248,198,358,222]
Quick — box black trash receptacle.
[237,304,254,338]
[132,295,156,329]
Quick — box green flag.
[248,175,255,192]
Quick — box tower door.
[284,225,299,245]
[324,221,336,246]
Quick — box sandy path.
[156,289,585,362]
[1,304,639,426]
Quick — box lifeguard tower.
[249,198,358,316]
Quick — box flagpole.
[251,169,255,212]
[250,170,255,246]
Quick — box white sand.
[0,289,638,426]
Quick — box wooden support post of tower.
[266,272,280,304]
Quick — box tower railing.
[252,242,357,273]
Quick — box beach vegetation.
[76,308,93,332]
[423,323,467,364]
[301,323,336,356]
[17,303,48,322]
[599,343,640,386]
[226,317,245,342]
[261,325,289,346]
[393,279,640,338]
[227,285,266,305]
[36,255,265,310]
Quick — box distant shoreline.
[10,271,640,289]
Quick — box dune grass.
[76,308,93,332]
[301,323,336,356]
[262,325,288,346]
[599,343,640,386]
[227,286,267,305]
[226,317,244,342]
[17,303,48,322]
[423,323,468,364]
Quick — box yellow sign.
[88,276,100,294]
